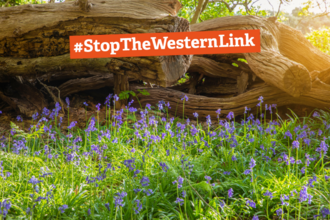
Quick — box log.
[0,91,37,117]
[114,73,129,109]
[38,70,107,82]
[0,0,192,87]
[190,16,326,97]
[131,83,330,120]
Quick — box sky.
[243,0,325,14]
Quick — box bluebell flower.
[134,200,142,214]
[114,192,127,207]
[175,197,184,206]
[276,208,283,216]
[226,112,234,120]
[204,176,212,184]
[313,111,320,117]
[321,208,330,218]
[284,130,292,140]
[228,188,233,198]
[292,140,299,149]
[105,203,110,211]
[68,121,77,130]
[249,158,256,169]
[193,112,198,118]
[182,191,186,198]
[246,200,256,208]
[16,115,23,122]
[140,176,150,187]
[252,215,259,220]
[65,97,70,108]
[159,162,169,173]
[59,204,68,213]
[143,189,153,196]
[264,190,273,199]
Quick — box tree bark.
[190,16,330,97]
[0,0,192,87]
[114,74,129,109]
[131,83,330,120]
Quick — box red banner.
[70,30,260,59]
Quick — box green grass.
[0,98,329,220]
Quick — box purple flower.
[96,103,101,112]
[299,186,308,203]
[243,169,251,175]
[105,203,110,211]
[264,190,273,199]
[83,102,88,107]
[28,176,43,185]
[173,176,184,188]
[0,111,2,114]
[292,140,299,149]
[140,176,150,187]
[175,197,184,206]
[159,162,169,173]
[316,141,328,155]
[59,204,68,213]
[113,94,119,102]
[65,97,70,107]
[226,112,234,120]
[276,208,283,216]
[134,200,142,214]
[228,188,233,198]
[32,112,39,121]
[145,103,151,110]
[246,200,256,208]
[16,115,23,122]
[205,176,212,184]
[216,109,221,118]
[252,216,259,220]
[181,94,188,102]
[232,155,237,161]
[114,191,127,207]
[284,130,292,140]
[206,115,211,126]
[258,96,264,103]
[313,111,320,117]
[68,121,77,130]
[193,112,199,118]
[182,191,186,198]
[321,208,330,218]
[249,158,256,169]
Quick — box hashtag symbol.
[74,43,83,53]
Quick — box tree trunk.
[114,73,129,109]
[0,0,192,87]
[131,83,330,120]
[191,16,330,97]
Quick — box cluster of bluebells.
[1,95,330,219]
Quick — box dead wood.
[131,83,330,120]
[190,16,330,97]
[0,0,191,87]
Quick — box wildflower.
[182,191,186,198]
[181,94,188,102]
[193,112,198,118]
[59,204,68,213]
[231,155,237,161]
[175,197,184,206]
[228,188,233,198]
[114,192,127,207]
[68,121,77,130]
[258,96,264,103]
[205,176,212,184]
[105,203,110,211]
[284,130,292,140]
[159,162,169,173]
[252,216,259,220]
[243,169,251,175]
[249,158,256,169]
[316,141,328,155]
[301,167,306,174]
[246,200,256,208]
[313,111,320,117]
[264,190,273,199]
[65,97,70,107]
[28,176,43,185]
[140,176,150,187]
[113,94,119,102]
[321,208,330,218]
[143,189,153,196]
[216,109,221,117]
[16,115,23,122]
[173,176,184,188]
[276,208,283,216]
[96,103,101,112]
[32,112,39,121]
[223,171,231,175]
[134,200,142,214]
[299,186,308,202]
[0,199,11,217]
[206,115,212,125]
[87,209,91,215]
[226,112,234,120]
[83,102,88,106]
[292,140,299,149]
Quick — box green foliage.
[306,27,330,55]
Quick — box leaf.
[232,63,239,67]
[237,58,248,64]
